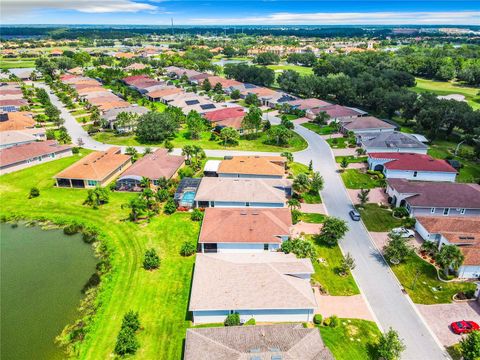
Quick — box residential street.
[45,83,449,359]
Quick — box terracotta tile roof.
[77,86,108,95]
[341,116,396,131]
[203,107,245,122]
[97,100,131,111]
[387,179,480,209]
[185,324,334,360]
[0,140,71,166]
[0,99,28,107]
[147,87,183,99]
[119,149,184,180]
[287,98,331,110]
[369,153,457,173]
[189,252,316,311]
[204,76,242,88]
[125,63,147,70]
[115,52,135,59]
[0,112,36,131]
[218,155,286,177]
[310,104,363,118]
[54,147,131,181]
[417,216,480,265]
[122,75,149,84]
[244,86,277,97]
[199,208,292,244]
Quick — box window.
[443,208,450,216]
[264,244,269,251]
[87,180,98,187]
[413,171,418,177]
[460,208,466,215]
[430,208,436,214]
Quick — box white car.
[391,227,415,238]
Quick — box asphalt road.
[43,82,448,359]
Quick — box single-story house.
[0,140,72,175]
[146,87,183,103]
[189,252,317,324]
[54,147,131,188]
[0,130,38,149]
[0,112,36,131]
[116,149,184,191]
[102,105,149,131]
[262,92,297,108]
[386,178,480,217]
[360,131,428,154]
[194,177,292,208]
[217,155,287,179]
[184,324,334,360]
[198,208,292,253]
[415,216,480,279]
[306,104,364,121]
[203,107,245,131]
[287,98,331,111]
[339,116,396,134]
[368,153,457,182]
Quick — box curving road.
[42,82,448,359]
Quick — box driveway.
[347,188,388,205]
[291,222,322,237]
[416,302,480,346]
[300,203,327,214]
[314,289,375,321]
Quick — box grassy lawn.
[0,152,201,359]
[326,137,350,149]
[427,140,480,183]
[311,239,360,296]
[335,156,367,164]
[289,162,310,177]
[357,204,403,232]
[302,122,337,135]
[341,169,382,189]
[70,109,88,116]
[93,126,307,152]
[299,213,326,223]
[390,254,476,304]
[302,191,322,204]
[319,319,380,359]
[0,58,36,69]
[266,64,314,76]
[411,77,480,110]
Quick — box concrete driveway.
[347,188,388,205]
[416,301,480,346]
[315,289,375,321]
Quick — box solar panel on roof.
[200,104,216,110]
[185,99,200,105]
[271,355,283,360]
[0,106,18,112]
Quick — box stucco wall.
[0,149,73,175]
[192,308,314,324]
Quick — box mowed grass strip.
[0,151,200,360]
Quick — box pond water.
[1,223,97,360]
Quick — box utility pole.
[171,18,174,36]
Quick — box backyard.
[93,126,307,152]
[0,152,201,360]
[357,204,403,232]
[319,319,381,360]
[390,254,476,305]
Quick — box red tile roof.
[203,107,245,122]
[123,75,150,84]
[310,104,362,118]
[0,140,71,166]
[369,153,457,173]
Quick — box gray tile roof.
[361,131,428,150]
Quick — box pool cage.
[174,177,201,208]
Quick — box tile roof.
[0,140,71,166]
[185,324,334,360]
[54,147,131,181]
[361,131,428,150]
[189,252,316,311]
[369,153,457,173]
[0,112,36,131]
[199,208,292,244]
[147,87,183,99]
[416,216,480,266]
[194,177,291,204]
[287,98,332,110]
[203,107,245,122]
[310,104,362,118]
[119,149,184,180]
[0,130,37,147]
[341,116,396,131]
[218,155,286,177]
[388,179,480,209]
[102,105,149,122]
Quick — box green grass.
[390,254,476,304]
[411,77,480,110]
[302,191,322,204]
[335,156,367,164]
[289,162,310,177]
[299,213,326,223]
[266,64,314,76]
[326,137,351,149]
[446,344,462,360]
[0,58,36,69]
[0,152,201,359]
[93,126,308,152]
[70,109,88,116]
[356,204,403,232]
[302,122,337,135]
[427,140,480,183]
[341,169,382,189]
[311,239,360,296]
[319,319,380,359]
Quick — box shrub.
[82,227,98,244]
[191,208,204,221]
[63,223,82,235]
[29,187,40,198]
[114,327,139,356]
[460,327,480,360]
[328,315,339,328]
[291,209,301,224]
[163,198,176,214]
[180,241,196,256]
[323,317,331,327]
[224,313,240,326]
[392,207,409,218]
[71,147,80,154]
[313,314,322,325]
[281,238,317,260]
[156,188,169,202]
[122,311,141,332]
[244,318,256,326]
[178,166,195,179]
[143,248,160,270]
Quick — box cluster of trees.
[224,63,275,87]
[286,52,317,67]
[114,311,141,356]
[253,52,280,65]
[135,109,183,143]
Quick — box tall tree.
[436,244,464,277]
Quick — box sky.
[1,0,480,26]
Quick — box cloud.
[2,0,158,16]
[190,11,480,25]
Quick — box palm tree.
[340,157,349,171]
[293,173,310,194]
[357,188,370,207]
[140,177,151,188]
[182,145,194,162]
[125,146,138,162]
[122,197,148,222]
[421,240,438,257]
[310,172,324,192]
[287,198,301,211]
[314,111,330,126]
[436,245,464,277]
